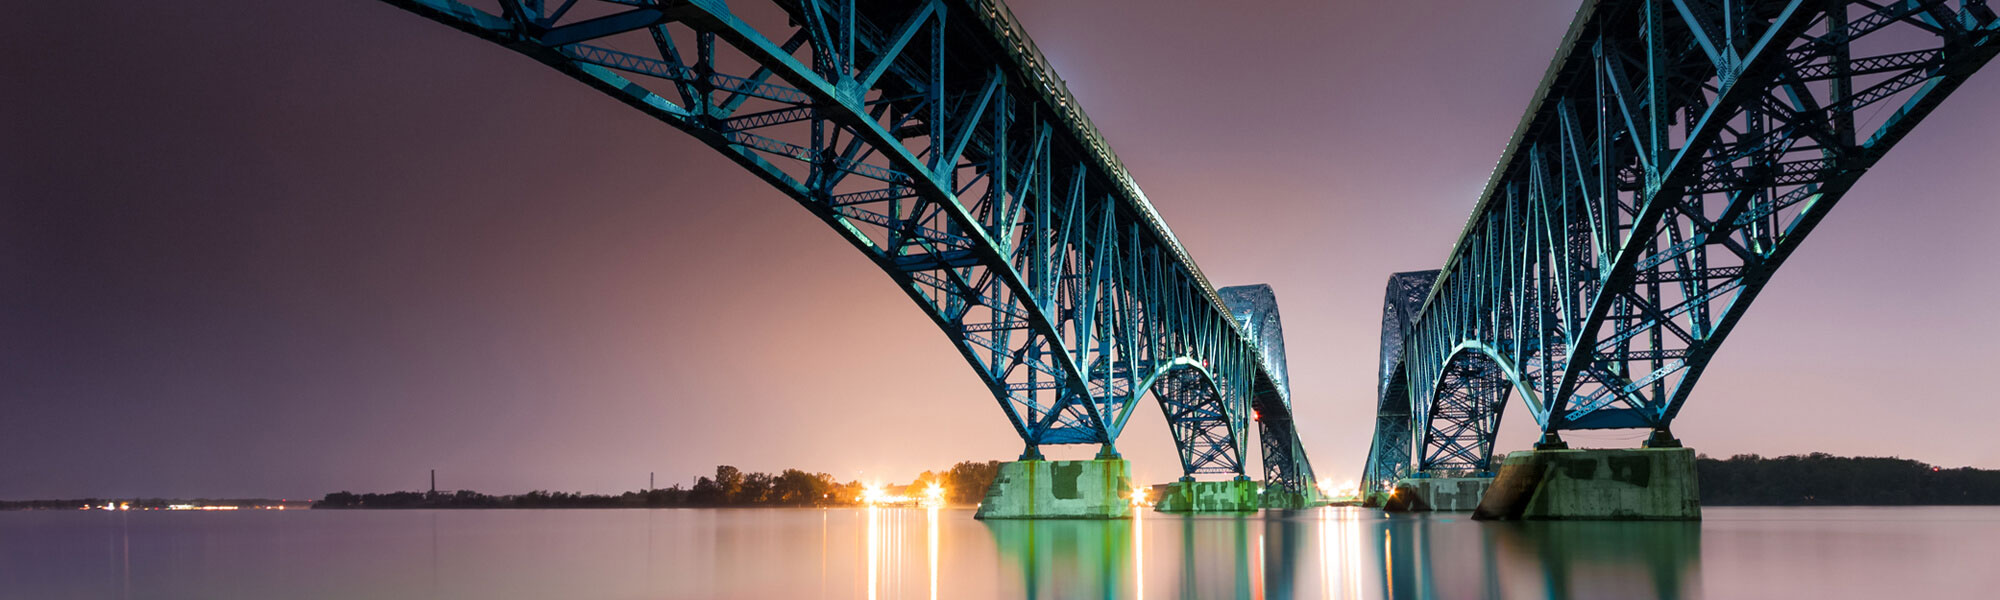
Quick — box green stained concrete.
[1153,479,1259,513]
[1259,487,1324,510]
[974,458,1133,520]
[1380,476,1493,512]
[1473,447,1701,521]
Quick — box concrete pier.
[1153,479,1259,513]
[974,458,1133,519]
[1380,476,1492,512]
[1473,447,1700,521]
[1259,487,1322,510]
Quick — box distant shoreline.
[1696,453,2000,505]
[0,498,312,511]
[310,461,1006,510]
[10,454,1995,510]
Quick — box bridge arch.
[1365,1,1999,489]
[1413,342,1537,474]
[1131,359,1247,478]
[377,0,1318,491]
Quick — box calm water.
[3,506,1996,599]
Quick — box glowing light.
[863,481,939,507]
[1128,484,1150,507]
[862,482,890,506]
[163,504,242,511]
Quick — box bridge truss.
[1367,0,1999,490]
[376,0,1317,496]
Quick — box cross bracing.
[375,0,1318,496]
[1368,0,2000,485]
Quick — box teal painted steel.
[1369,0,2000,482]
[374,0,1317,491]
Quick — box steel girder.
[1218,284,1318,496]
[1417,347,1512,474]
[1371,0,2000,477]
[1361,271,1435,493]
[1150,364,1242,476]
[375,0,1317,486]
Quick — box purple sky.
[5,2,1999,499]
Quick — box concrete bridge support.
[1473,447,1700,520]
[1153,479,1259,513]
[1258,488,1322,510]
[1380,476,1493,512]
[975,458,1133,520]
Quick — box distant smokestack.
[430,469,436,495]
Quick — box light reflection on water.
[2,506,1995,598]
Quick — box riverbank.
[1698,453,2000,505]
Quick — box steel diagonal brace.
[1657,27,2000,423]
[1671,0,1738,73]
[536,7,682,47]
[378,0,1109,444]
[1547,0,1817,430]
[663,3,1110,443]
[857,1,939,92]
[939,71,1003,179]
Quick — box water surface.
[3,506,1994,599]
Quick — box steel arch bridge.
[376,0,1318,496]
[1365,0,2000,492]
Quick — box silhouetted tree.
[773,469,822,505]
[1699,454,2000,505]
[689,476,721,505]
[297,460,1063,510]
[741,472,774,504]
[714,466,745,503]
[944,460,1003,505]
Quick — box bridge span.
[1365,0,1998,517]
[375,0,1320,515]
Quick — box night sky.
[5,1,1999,500]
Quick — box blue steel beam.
[1361,270,1434,494]
[375,0,1318,491]
[1218,284,1319,497]
[1369,0,2000,483]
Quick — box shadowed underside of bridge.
[1367,0,1999,491]
[377,0,1316,494]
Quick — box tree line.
[314,460,1005,509]
[1699,453,2000,505]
